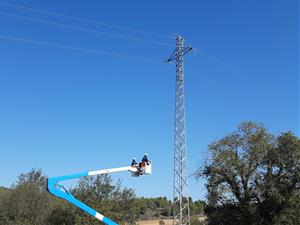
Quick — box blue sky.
[0,0,298,200]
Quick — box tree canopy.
[199,121,300,225]
[0,169,137,225]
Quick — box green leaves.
[0,169,54,225]
[0,169,206,225]
[0,170,137,225]
[200,122,300,225]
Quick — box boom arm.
[47,166,140,225]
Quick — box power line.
[0,34,162,62]
[0,11,173,46]
[0,1,173,39]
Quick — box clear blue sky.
[0,0,298,201]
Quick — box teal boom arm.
[47,166,138,225]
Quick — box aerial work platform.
[47,157,152,225]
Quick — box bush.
[159,220,165,225]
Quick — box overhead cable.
[0,34,162,62]
[0,11,173,46]
[0,1,173,39]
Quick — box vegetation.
[5,121,298,225]
[135,196,205,220]
[0,169,205,225]
[0,169,136,225]
[198,121,300,225]
[0,186,9,198]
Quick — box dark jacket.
[131,159,137,166]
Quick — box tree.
[191,199,205,215]
[0,187,9,198]
[0,169,137,225]
[47,204,76,225]
[198,122,300,225]
[0,169,53,225]
[72,174,137,225]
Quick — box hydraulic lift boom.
[47,161,151,225]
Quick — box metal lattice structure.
[165,36,192,225]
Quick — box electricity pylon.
[164,36,193,225]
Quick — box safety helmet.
[133,157,136,160]
[144,153,148,156]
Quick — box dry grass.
[137,219,173,225]
[137,217,206,225]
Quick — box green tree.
[47,204,76,225]
[0,169,137,225]
[0,169,53,225]
[72,174,137,225]
[198,122,300,225]
[190,199,205,215]
[0,187,9,198]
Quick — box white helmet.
[133,157,136,160]
[144,153,148,156]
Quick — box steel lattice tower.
[165,36,192,225]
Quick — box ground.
[137,217,206,225]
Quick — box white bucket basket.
[130,162,152,177]
[142,163,152,174]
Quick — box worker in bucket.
[131,157,138,166]
[142,153,150,165]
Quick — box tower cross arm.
[163,46,193,63]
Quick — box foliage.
[190,216,205,225]
[0,169,205,224]
[135,197,173,219]
[0,186,9,197]
[0,169,137,225]
[72,175,137,225]
[0,169,54,225]
[190,199,206,215]
[199,121,300,225]
[134,196,205,220]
